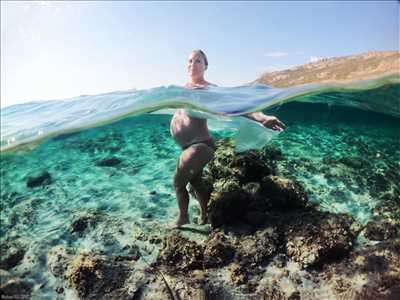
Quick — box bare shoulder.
[185,82,218,89]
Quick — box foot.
[173,214,190,228]
[198,213,208,225]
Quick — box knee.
[173,173,187,191]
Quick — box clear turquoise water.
[0,82,399,298]
[2,75,399,152]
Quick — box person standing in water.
[170,50,285,227]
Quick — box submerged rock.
[242,210,266,227]
[260,175,308,210]
[95,156,122,167]
[205,141,310,229]
[26,170,52,188]
[285,212,356,268]
[0,278,33,299]
[65,252,139,299]
[235,227,280,267]
[365,219,397,241]
[9,198,42,227]
[0,240,26,270]
[207,178,250,228]
[47,245,76,278]
[364,199,399,241]
[322,240,400,299]
[207,175,309,228]
[157,232,203,272]
[208,140,274,183]
[0,269,13,284]
[69,211,107,234]
[203,231,235,268]
[229,263,248,285]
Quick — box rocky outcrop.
[260,176,308,210]
[206,140,309,228]
[65,252,144,299]
[207,178,251,228]
[255,51,399,87]
[234,227,280,268]
[284,212,357,268]
[208,140,275,183]
[156,232,204,272]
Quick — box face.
[187,51,207,79]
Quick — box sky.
[1,1,399,108]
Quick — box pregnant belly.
[170,117,211,148]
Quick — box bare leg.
[174,183,190,227]
[172,143,214,228]
[190,173,210,225]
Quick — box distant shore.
[255,50,399,87]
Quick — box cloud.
[264,51,289,58]
[310,56,324,62]
[264,51,304,58]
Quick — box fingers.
[276,119,286,129]
[266,120,285,131]
[272,125,284,131]
[261,116,286,131]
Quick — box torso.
[170,109,211,149]
[170,81,217,149]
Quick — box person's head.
[187,50,208,81]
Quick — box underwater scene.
[1,78,399,299]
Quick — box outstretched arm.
[245,112,286,131]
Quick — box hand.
[248,112,286,131]
[261,115,286,131]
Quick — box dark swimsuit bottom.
[182,137,215,151]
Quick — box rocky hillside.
[255,51,399,87]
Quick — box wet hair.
[194,49,208,67]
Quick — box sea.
[0,74,399,298]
